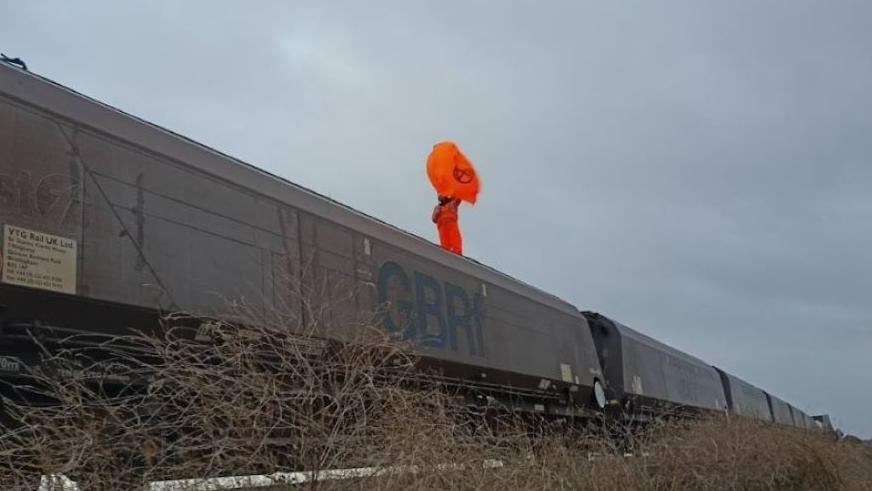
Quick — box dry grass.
[321,416,872,491]
[0,286,869,490]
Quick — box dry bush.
[385,415,872,491]
[0,272,518,490]
[0,274,869,490]
[0,304,472,489]
[639,416,872,491]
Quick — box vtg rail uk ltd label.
[1,224,77,294]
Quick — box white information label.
[1,224,77,294]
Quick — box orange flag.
[426,141,481,204]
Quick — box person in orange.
[432,195,462,254]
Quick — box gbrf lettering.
[376,261,486,357]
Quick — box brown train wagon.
[0,63,606,416]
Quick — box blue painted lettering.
[376,261,486,357]
[376,261,415,339]
[415,272,446,349]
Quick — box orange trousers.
[437,221,463,255]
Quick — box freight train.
[0,62,832,434]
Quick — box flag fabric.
[426,141,481,204]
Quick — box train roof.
[0,62,579,316]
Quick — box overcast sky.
[4,1,870,437]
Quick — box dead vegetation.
[0,287,869,490]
